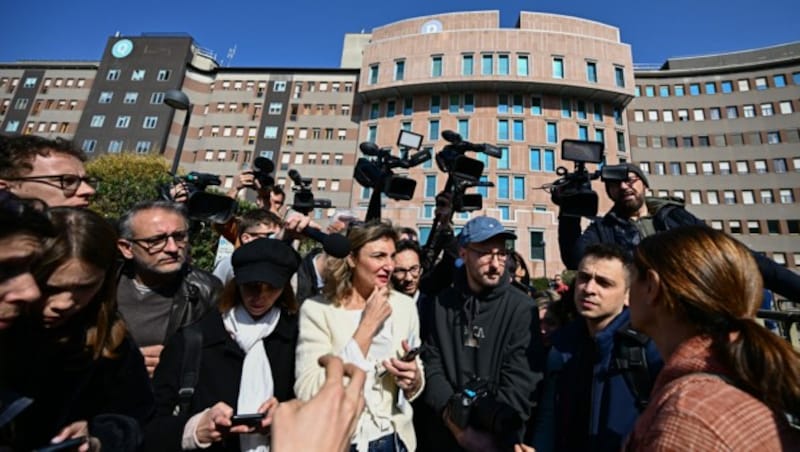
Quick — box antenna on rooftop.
[226,45,237,67]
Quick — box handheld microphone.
[303,226,351,258]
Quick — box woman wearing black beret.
[145,238,302,451]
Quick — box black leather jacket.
[163,267,222,340]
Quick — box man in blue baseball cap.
[419,215,544,451]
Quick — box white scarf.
[222,305,281,452]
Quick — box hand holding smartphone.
[34,436,87,452]
[400,347,420,362]
[230,412,266,428]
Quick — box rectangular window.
[458,119,469,139]
[593,103,603,122]
[754,160,767,174]
[150,92,164,104]
[544,149,555,172]
[498,94,509,114]
[497,120,509,141]
[394,60,405,81]
[514,176,525,200]
[755,77,768,90]
[774,158,787,173]
[718,81,733,94]
[448,95,460,113]
[663,110,674,122]
[693,108,705,121]
[425,175,437,197]
[743,105,756,118]
[561,98,571,118]
[531,97,542,116]
[761,190,774,204]
[512,95,524,115]
[530,231,545,260]
[482,54,493,75]
[156,69,171,81]
[131,69,146,81]
[497,176,510,199]
[268,102,282,114]
[779,101,794,114]
[645,86,655,97]
[370,103,380,120]
[430,95,441,114]
[738,79,750,91]
[726,106,738,119]
[742,190,755,205]
[595,129,605,144]
[761,103,774,116]
[90,115,105,128]
[386,101,396,118]
[107,69,120,81]
[403,97,413,115]
[462,55,474,75]
[705,82,716,94]
[429,120,440,140]
[615,67,625,87]
[263,126,278,139]
[464,94,474,113]
[546,122,558,143]
[513,120,524,141]
[774,74,787,88]
[578,125,588,141]
[367,125,377,143]
[613,107,623,125]
[530,149,541,171]
[659,85,670,97]
[552,57,564,79]
[98,91,113,103]
[710,107,721,120]
[498,55,509,75]
[767,131,781,144]
[617,132,626,152]
[579,102,589,120]
[517,55,529,76]
[707,191,719,204]
[123,92,138,104]
[586,61,597,82]
[81,140,96,153]
[369,65,379,84]
[431,56,443,77]
[116,116,130,128]
[780,189,795,203]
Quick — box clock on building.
[420,20,443,34]
[111,39,134,58]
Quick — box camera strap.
[173,325,203,416]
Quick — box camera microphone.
[288,169,303,186]
[303,226,351,258]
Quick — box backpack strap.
[613,322,653,411]
[174,325,203,416]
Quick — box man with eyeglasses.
[391,240,422,304]
[557,163,800,299]
[420,216,543,451]
[0,135,97,208]
[116,200,221,377]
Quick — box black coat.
[144,308,298,451]
[0,325,153,451]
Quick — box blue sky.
[2,0,797,68]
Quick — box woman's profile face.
[41,258,104,328]
[351,236,396,292]
[239,282,282,319]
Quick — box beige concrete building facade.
[629,43,800,269]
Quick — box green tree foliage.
[85,154,240,272]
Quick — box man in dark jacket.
[116,200,221,377]
[421,216,543,451]
[558,163,800,300]
[533,244,661,452]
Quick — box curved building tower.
[352,11,634,277]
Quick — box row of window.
[7,121,70,134]
[98,91,164,105]
[632,100,796,123]
[647,187,795,206]
[290,80,354,95]
[710,219,800,236]
[105,68,171,82]
[80,139,152,154]
[639,158,800,176]
[371,54,626,87]
[634,129,795,149]
[635,72,800,97]
[89,114,159,129]
[1,98,79,115]
[282,127,350,143]
[0,77,87,92]
[290,103,352,117]
[275,152,345,168]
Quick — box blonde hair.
[322,220,397,305]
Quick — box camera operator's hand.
[434,192,454,229]
[442,410,501,452]
[227,170,260,198]
[169,182,190,204]
[274,211,312,242]
[353,286,392,355]
[383,339,423,399]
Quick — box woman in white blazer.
[294,220,424,452]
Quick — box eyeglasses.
[8,174,99,196]
[127,230,189,253]
[608,175,641,188]
[393,265,421,279]
[466,246,510,263]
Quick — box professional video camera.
[447,377,522,437]
[159,171,237,224]
[288,168,332,215]
[435,130,499,212]
[354,130,432,220]
[250,156,275,189]
[545,139,630,218]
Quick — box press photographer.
[553,140,800,300]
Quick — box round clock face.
[111,39,134,58]
[421,20,443,34]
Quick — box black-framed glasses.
[8,174,99,196]
[466,246,510,263]
[393,265,421,279]
[127,230,189,253]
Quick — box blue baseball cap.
[458,216,517,246]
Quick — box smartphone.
[401,347,421,362]
[230,413,266,428]
[34,436,87,452]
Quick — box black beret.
[231,239,301,288]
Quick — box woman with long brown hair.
[2,207,153,451]
[294,220,423,452]
[625,225,800,449]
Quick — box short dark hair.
[0,191,54,239]
[0,135,87,179]
[237,209,283,237]
[580,243,633,283]
[395,239,421,259]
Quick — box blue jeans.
[349,433,408,452]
